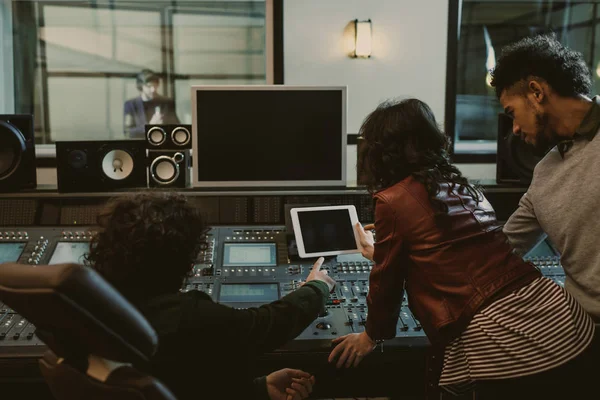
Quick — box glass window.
[8,0,270,147]
[450,0,600,157]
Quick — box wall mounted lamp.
[351,19,372,58]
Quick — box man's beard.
[531,112,559,157]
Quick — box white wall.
[285,0,448,134]
[284,0,495,184]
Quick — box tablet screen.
[297,209,357,253]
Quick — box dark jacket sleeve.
[365,196,409,341]
[252,376,269,400]
[123,100,145,137]
[187,280,330,355]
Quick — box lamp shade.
[353,19,372,58]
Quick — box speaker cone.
[0,121,26,181]
[68,149,87,169]
[150,152,184,185]
[147,127,166,146]
[171,127,191,146]
[101,149,134,181]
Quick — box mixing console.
[0,226,566,355]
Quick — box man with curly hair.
[86,192,336,400]
[486,33,599,398]
[491,34,600,322]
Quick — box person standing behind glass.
[124,69,180,138]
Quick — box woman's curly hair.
[85,192,208,302]
[358,98,482,215]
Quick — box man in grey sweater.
[490,34,600,322]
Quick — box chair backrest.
[0,262,176,400]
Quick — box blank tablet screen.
[297,209,357,253]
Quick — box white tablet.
[290,205,361,258]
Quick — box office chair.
[0,262,176,400]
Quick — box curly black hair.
[357,98,482,215]
[490,33,591,98]
[85,192,208,302]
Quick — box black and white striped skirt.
[438,277,595,395]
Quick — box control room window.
[7,0,272,151]
[447,0,600,161]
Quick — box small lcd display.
[219,283,279,303]
[223,243,277,266]
[0,243,26,263]
[49,242,90,265]
[297,209,356,253]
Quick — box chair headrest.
[0,263,158,365]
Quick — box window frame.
[9,0,283,166]
[445,0,497,163]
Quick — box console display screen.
[219,283,279,303]
[525,239,559,258]
[49,242,90,265]
[222,243,277,267]
[0,243,26,263]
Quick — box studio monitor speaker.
[56,140,147,193]
[0,114,36,192]
[496,113,543,185]
[147,149,191,188]
[145,124,192,149]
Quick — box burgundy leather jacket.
[365,177,541,347]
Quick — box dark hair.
[136,69,160,91]
[490,33,591,98]
[357,98,481,214]
[85,192,208,302]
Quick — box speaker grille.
[0,199,37,225]
[60,205,104,225]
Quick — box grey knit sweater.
[503,114,600,321]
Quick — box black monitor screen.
[0,243,26,263]
[195,88,344,185]
[297,209,357,253]
[219,283,279,303]
[49,242,90,265]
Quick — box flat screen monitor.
[49,242,90,265]
[191,85,347,188]
[0,243,26,263]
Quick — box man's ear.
[528,80,545,103]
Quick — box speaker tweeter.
[145,124,192,149]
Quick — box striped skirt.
[438,277,595,395]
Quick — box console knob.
[316,322,331,330]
